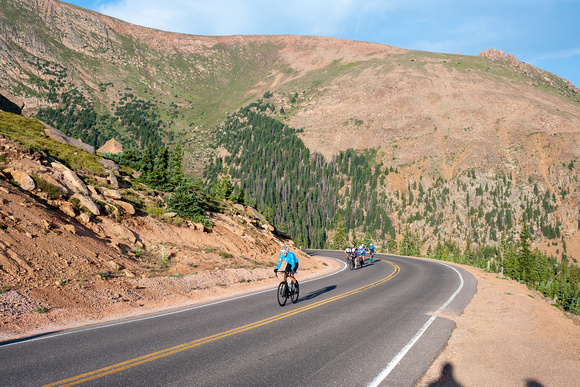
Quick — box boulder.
[36,173,69,196]
[87,185,105,201]
[3,168,35,191]
[106,169,119,188]
[106,260,123,271]
[78,212,91,223]
[59,202,76,218]
[99,158,120,171]
[50,160,90,196]
[246,206,267,223]
[102,188,122,200]
[112,199,135,215]
[72,194,101,216]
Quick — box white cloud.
[96,0,401,36]
[535,48,580,61]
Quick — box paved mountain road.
[0,252,476,386]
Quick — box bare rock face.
[43,125,95,155]
[478,48,520,66]
[97,138,124,155]
[0,89,24,115]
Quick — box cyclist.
[274,245,299,290]
[345,246,351,260]
[357,244,366,267]
[368,243,375,262]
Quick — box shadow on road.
[302,285,336,301]
[0,330,63,347]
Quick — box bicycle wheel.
[348,257,355,270]
[277,281,288,306]
[291,280,299,303]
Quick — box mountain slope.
[1,0,579,259]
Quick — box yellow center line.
[45,261,400,386]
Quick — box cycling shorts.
[285,262,298,274]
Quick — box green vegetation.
[0,111,105,175]
[204,101,395,249]
[36,90,165,151]
[424,225,580,315]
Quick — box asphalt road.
[0,251,476,386]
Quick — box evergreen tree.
[214,165,233,199]
[518,222,533,283]
[141,142,155,175]
[149,145,169,189]
[167,182,212,228]
[331,214,348,250]
[170,144,184,187]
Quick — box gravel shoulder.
[417,264,580,387]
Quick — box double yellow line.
[45,261,400,386]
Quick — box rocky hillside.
[0,110,324,336]
[1,0,579,256]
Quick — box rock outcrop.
[0,89,24,115]
[43,125,95,155]
[97,138,124,155]
[478,48,521,66]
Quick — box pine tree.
[149,145,169,189]
[331,214,347,250]
[214,165,233,199]
[170,144,184,187]
[518,222,533,283]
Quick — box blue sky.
[63,0,579,88]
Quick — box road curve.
[0,251,476,386]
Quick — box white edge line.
[368,259,465,387]
[1,257,347,348]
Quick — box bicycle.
[276,271,299,306]
[347,251,357,270]
[369,251,375,263]
[357,252,364,268]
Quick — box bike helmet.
[281,245,289,256]
[359,244,364,249]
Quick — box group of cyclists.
[344,243,375,268]
[273,242,377,296]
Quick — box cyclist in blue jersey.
[274,245,299,290]
[357,244,366,268]
[368,243,375,262]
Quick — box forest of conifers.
[203,101,396,249]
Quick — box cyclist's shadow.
[302,285,336,301]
